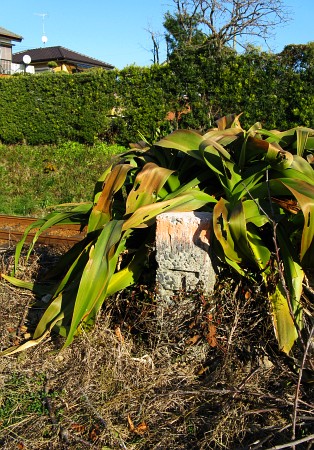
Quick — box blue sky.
[1,0,313,69]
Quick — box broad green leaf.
[248,178,302,199]
[163,171,217,201]
[13,203,92,275]
[247,227,299,354]
[238,134,250,170]
[280,179,314,262]
[156,130,204,161]
[33,291,70,339]
[246,227,271,270]
[289,155,314,183]
[232,170,266,200]
[266,143,294,170]
[267,284,298,354]
[200,139,242,196]
[106,247,147,297]
[164,172,181,195]
[202,127,243,147]
[259,128,286,142]
[200,146,225,177]
[277,227,304,323]
[0,312,64,357]
[242,200,269,227]
[38,242,93,315]
[65,220,124,347]
[296,128,310,156]
[123,190,214,230]
[200,138,232,162]
[31,243,94,340]
[213,198,243,266]
[228,201,253,262]
[248,222,303,353]
[215,113,243,130]
[272,168,314,185]
[88,164,133,232]
[1,274,34,291]
[86,235,131,322]
[125,162,175,214]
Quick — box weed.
[0,373,48,427]
[0,142,126,216]
[0,250,313,449]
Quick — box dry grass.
[0,246,313,450]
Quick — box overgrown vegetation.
[1,6,313,447]
[0,141,125,216]
[1,115,313,359]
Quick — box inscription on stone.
[156,211,216,303]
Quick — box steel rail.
[0,214,86,247]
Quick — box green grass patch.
[0,373,48,427]
[0,141,126,216]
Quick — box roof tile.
[12,46,114,69]
[0,26,23,41]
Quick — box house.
[0,26,23,75]
[12,46,114,73]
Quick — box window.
[0,45,12,74]
[0,45,12,61]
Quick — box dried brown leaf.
[115,326,124,343]
[70,423,86,433]
[206,324,217,347]
[186,335,201,345]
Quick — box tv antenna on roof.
[35,12,48,45]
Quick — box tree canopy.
[163,0,291,55]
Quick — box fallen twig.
[44,376,70,445]
[79,387,107,427]
[292,325,314,441]
[264,433,314,450]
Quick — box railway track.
[0,214,86,248]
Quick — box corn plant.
[1,114,313,356]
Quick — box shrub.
[1,115,313,357]
[1,45,314,145]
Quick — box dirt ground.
[0,245,313,450]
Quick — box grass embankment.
[0,142,126,217]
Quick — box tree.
[164,0,291,53]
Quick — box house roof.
[12,46,114,69]
[0,26,23,42]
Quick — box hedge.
[0,44,313,146]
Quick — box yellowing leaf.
[127,415,148,434]
[123,190,213,230]
[280,179,314,262]
[126,162,175,214]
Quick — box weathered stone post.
[155,211,215,303]
[154,211,216,363]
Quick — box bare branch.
[292,326,314,441]
[263,433,314,450]
[166,0,291,50]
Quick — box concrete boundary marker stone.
[155,211,216,303]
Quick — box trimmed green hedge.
[0,70,117,145]
[1,44,314,145]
